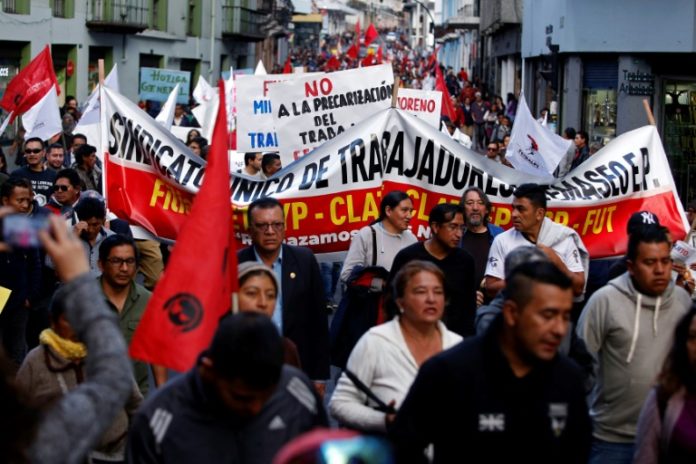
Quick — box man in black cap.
[606,210,662,281]
[127,312,327,463]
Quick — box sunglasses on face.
[24,148,43,154]
[54,185,70,192]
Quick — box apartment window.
[151,0,167,31]
[187,0,201,36]
[3,0,30,14]
[52,0,74,18]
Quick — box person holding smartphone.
[0,178,42,365]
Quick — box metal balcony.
[222,5,268,41]
[86,0,149,34]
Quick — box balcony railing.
[86,0,149,34]
[53,0,66,17]
[222,5,267,41]
[3,0,18,13]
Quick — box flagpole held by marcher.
[642,98,656,126]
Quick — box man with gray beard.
[459,187,503,292]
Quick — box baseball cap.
[626,211,661,235]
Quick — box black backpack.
[330,227,389,369]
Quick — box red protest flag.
[435,63,457,122]
[326,55,340,71]
[364,24,379,46]
[283,55,293,74]
[0,45,60,122]
[129,80,238,372]
[361,54,375,68]
[346,44,359,60]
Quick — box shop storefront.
[662,79,696,202]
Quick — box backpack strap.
[370,225,377,267]
[343,368,395,414]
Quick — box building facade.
[522,0,696,200]
[0,0,293,109]
[438,0,479,78]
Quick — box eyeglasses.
[253,222,284,232]
[24,148,43,154]
[105,257,137,267]
[54,185,71,192]
[441,223,466,232]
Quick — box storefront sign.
[619,69,654,96]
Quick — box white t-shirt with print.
[485,228,584,280]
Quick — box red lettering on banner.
[305,78,333,97]
[262,79,281,96]
[397,96,436,113]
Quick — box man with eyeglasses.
[46,168,81,221]
[459,187,504,298]
[389,203,477,336]
[486,142,502,163]
[10,137,57,206]
[237,197,330,393]
[97,234,163,395]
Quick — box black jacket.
[388,242,477,336]
[390,316,592,463]
[238,244,330,380]
[126,365,327,463]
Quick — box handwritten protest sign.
[396,88,442,128]
[268,64,394,166]
[139,68,191,103]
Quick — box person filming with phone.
[0,178,42,366]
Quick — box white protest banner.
[506,94,572,178]
[268,63,394,165]
[103,98,688,260]
[235,74,298,152]
[395,88,442,128]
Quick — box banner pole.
[642,98,656,126]
[98,59,105,86]
[391,75,400,108]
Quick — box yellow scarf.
[39,329,87,361]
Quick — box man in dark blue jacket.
[237,197,329,390]
[390,261,591,463]
[127,312,327,463]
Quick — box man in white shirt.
[484,183,587,300]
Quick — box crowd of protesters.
[1,32,696,463]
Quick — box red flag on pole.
[346,44,359,60]
[0,45,60,123]
[364,24,379,46]
[282,56,293,74]
[129,81,238,372]
[435,63,457,122]
[326,55,340,71]
[355,22,361,44]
